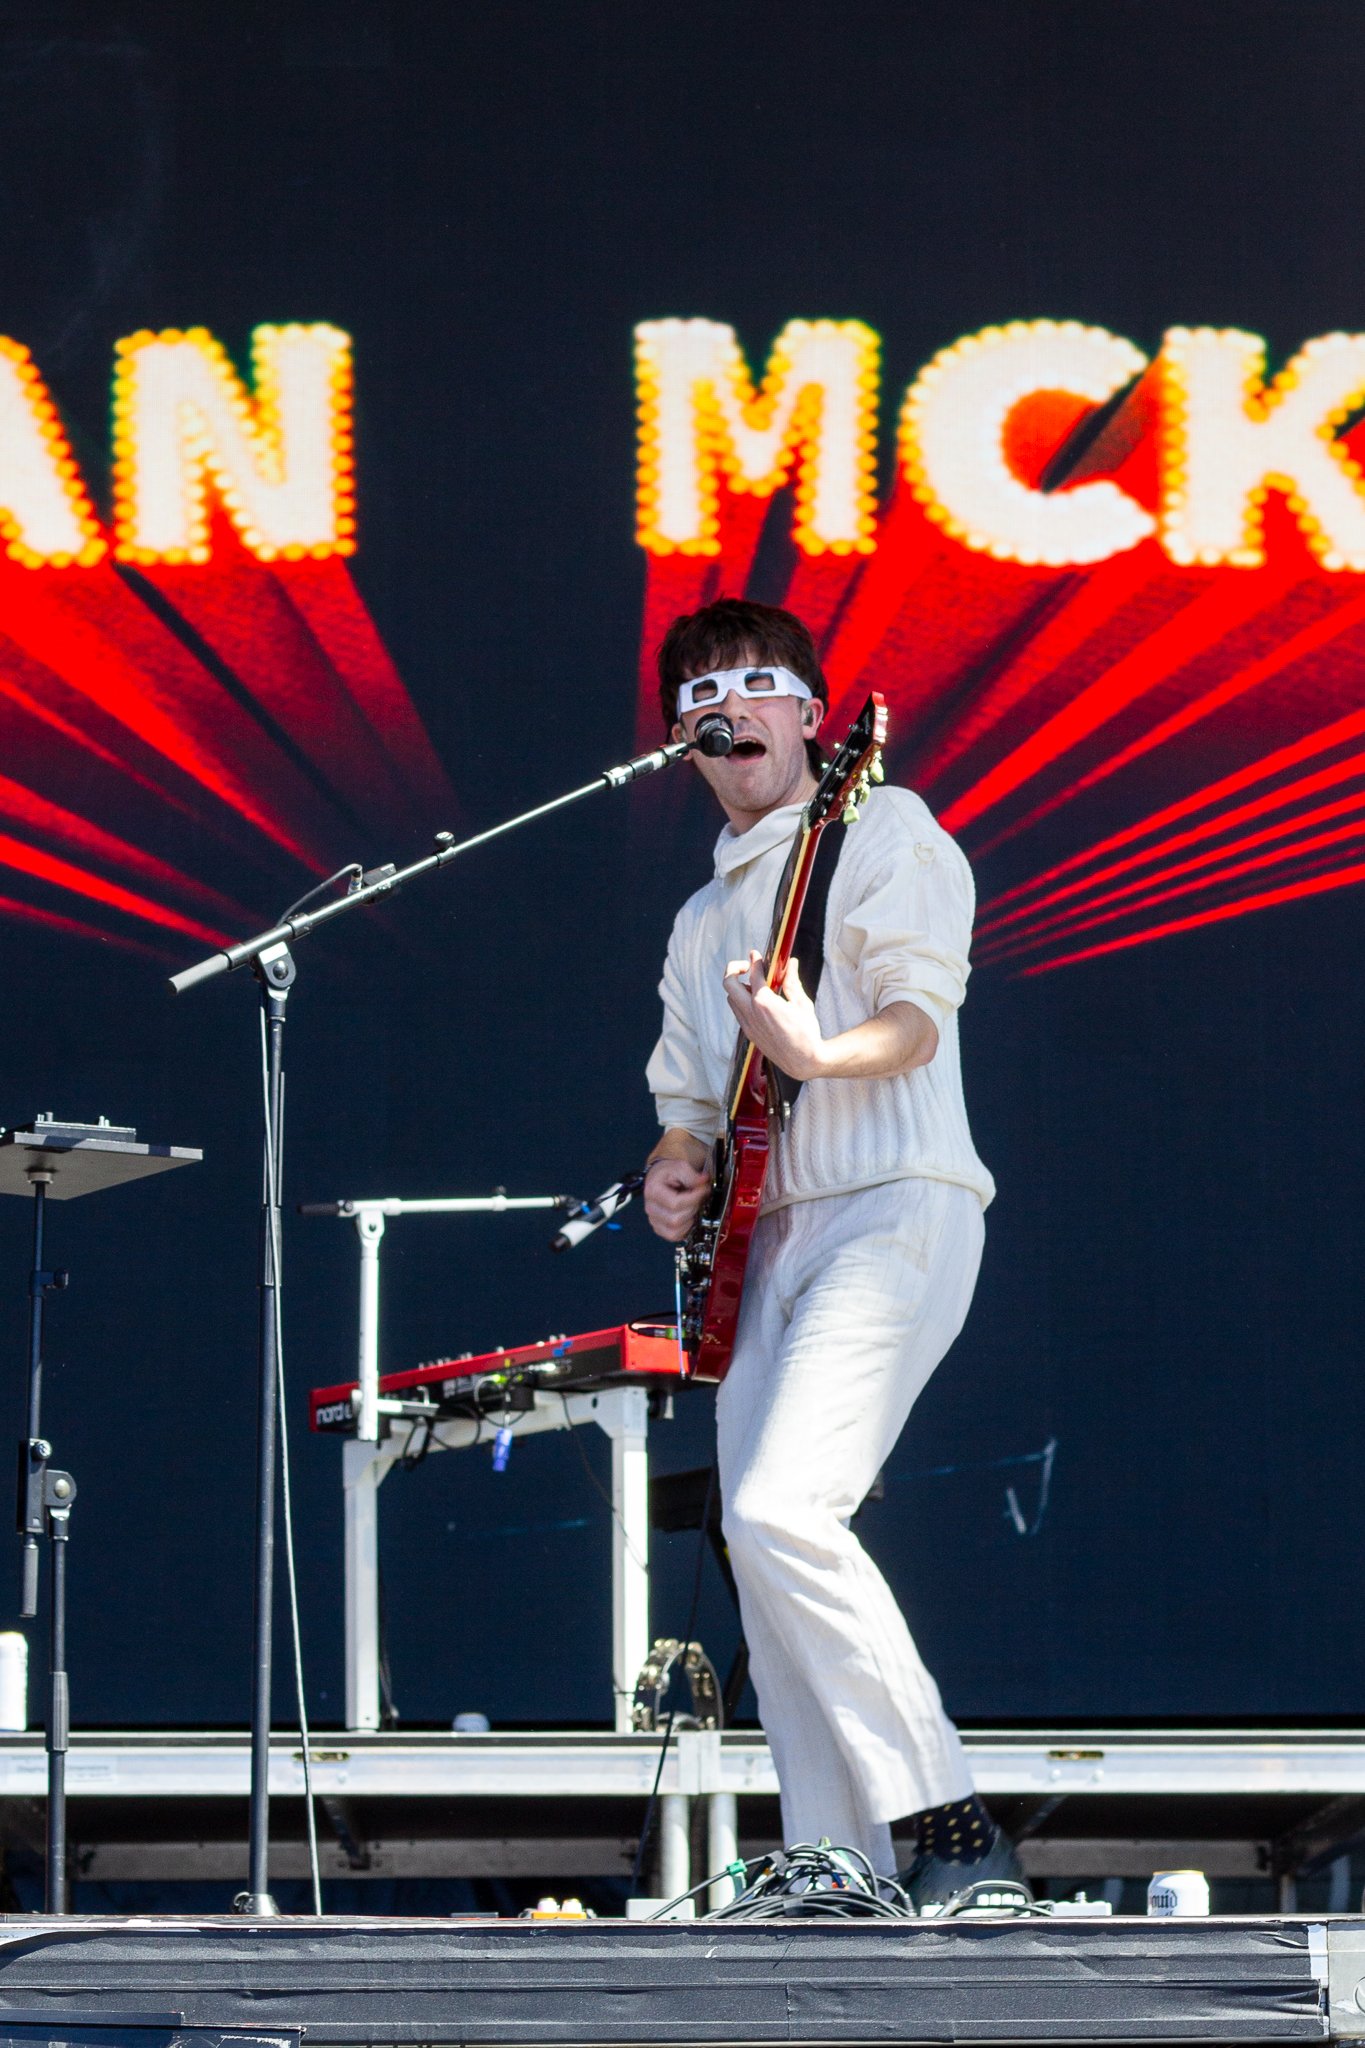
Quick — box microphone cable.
[629,1460,717,1897]
[646,1841,917,1923]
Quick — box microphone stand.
[168,737,693,998]
[168,731,697,1916]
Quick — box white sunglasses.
[677,665,814,715]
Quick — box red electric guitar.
[677,693,889,1383]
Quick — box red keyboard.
[309,1322,686,1434]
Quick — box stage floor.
[0,1909,1357,2044]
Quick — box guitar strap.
[771,819,848,1116]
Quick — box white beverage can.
[1147,1869,1210,1917]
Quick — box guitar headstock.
[808,693,889,831]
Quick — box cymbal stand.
[4,1115,199,1915]
[17,1165,75,1913]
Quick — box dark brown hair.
[657,596,829,768]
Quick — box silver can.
[1147,1869,1211,1917]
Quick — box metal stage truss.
[1,1728,1364,1903]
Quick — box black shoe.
[895,1823,1029,1911]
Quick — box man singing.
[643,597,1018,1905]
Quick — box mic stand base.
[234,1890,281,1917]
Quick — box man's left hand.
[723,950,825,1083]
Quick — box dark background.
[0,0,1360,1732]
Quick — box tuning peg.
[869,751,885,784]
[842,800,860,826]
[856,773,870,801]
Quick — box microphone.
[694,712,734,757]
[597,718,730,788]
[551,1171,645,1252]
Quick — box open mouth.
[730,737,767,759]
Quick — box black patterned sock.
[910,1792,994,1862]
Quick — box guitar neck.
[724,812,827,1122]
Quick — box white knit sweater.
[646,784,995,1213]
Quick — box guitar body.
[676,693,888,1383]
[682,1086,769,1386]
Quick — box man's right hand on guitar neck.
[643,1130,712,1241]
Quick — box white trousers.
[716,1176,985,1876]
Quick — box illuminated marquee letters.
[113,323,355,563]
[4,313,1365,576]
[899,320,1155,566]
[635,316,1365,574]
[1158,327,1365,571]
[0,321,355,568]
[634,317,880,555]
[0,339,105,567]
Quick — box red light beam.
[985,814,1365,968]
[978,745,1365,938]
[942,563,1303,835]
[978,780,1365,958]
[979,699,1365,924]
[0,830,234,945]
[1018,854,1365,976]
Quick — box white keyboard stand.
[309,1196,657,1734]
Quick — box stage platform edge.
[5,1728,1365,1898]
[0,1911,1361,2045]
